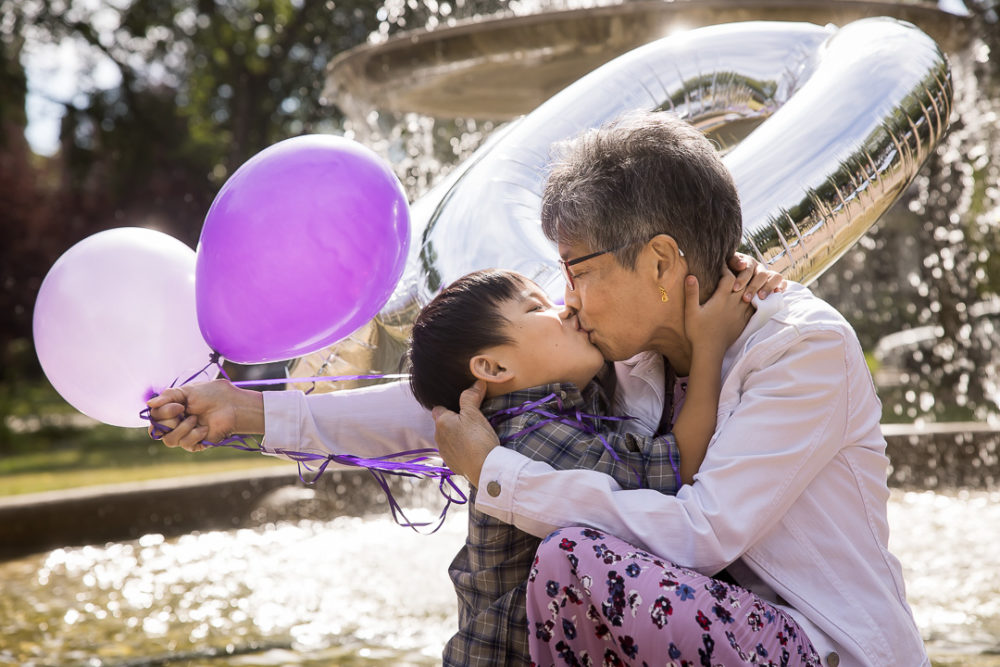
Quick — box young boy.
[407,268,752,666]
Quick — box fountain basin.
[325,0,972,122]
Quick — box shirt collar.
[481,380,607,418]
[721,287,788,377]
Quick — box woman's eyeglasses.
[559,241,684,291]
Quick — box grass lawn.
[0,430,286,496]
[0,421,286,497]
[0,364,286,497]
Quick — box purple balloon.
[196,135,410,363]
[33,228,217,428]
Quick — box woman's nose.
[563,285,582,311]
[558,305,578,321]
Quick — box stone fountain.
[3,2,999,665]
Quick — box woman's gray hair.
[541,110,742,292]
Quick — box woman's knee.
[534,527,596,564]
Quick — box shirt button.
[486,481,502,497]
[825,652,840,667]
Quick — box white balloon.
[33,227,218,427]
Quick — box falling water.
[346,0,1000,425]
[1,487,998,666]
[2,1,998,665]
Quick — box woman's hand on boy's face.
[728,253,786,302]
[432,380,500,488]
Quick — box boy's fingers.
[727,252,749,272]
[718,270,738,290]
[684,275,700,312]
[745,270,786,301]
[431,406,449,421]
[732,264,754,292]
[760,273,787,296]
[746,267,770,291]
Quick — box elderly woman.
[432,111,927,667]
[150,111,924,666]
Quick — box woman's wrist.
[233,388,266,434]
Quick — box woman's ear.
[470,353,515,384]
[648,234,686,282]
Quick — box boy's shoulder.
[483,380,612,440]
[482,381,597,418]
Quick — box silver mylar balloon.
[296,17,952,378]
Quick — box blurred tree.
[0,4,53,383]
[0,0,382,368]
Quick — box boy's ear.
[470,353,515,384]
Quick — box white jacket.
[261,283,927,667]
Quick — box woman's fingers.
[147,387,187,409]
[148,401,185,422]
[147,388,190,441]
[147,415,182,440]
[161,415,208,452]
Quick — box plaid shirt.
[443,380,683,666]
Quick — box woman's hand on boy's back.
[146,379,264,452]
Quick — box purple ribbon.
[142,353,466,534]
[488,391,666,489]
[232,373,410,388]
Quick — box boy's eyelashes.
[526,298,557,312]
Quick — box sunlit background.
[1,0,999,665]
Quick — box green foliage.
[0,0,383,359]
[0,341,282,494]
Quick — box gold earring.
[659,286,669,303]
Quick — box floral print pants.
[526,527,821,666]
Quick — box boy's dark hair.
[408,269,526,412]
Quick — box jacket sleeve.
[261,380,436,458]
[474,327,852,574]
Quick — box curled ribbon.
[142,353,464,534]
[144,356,662,532]
[487,392,679,489]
